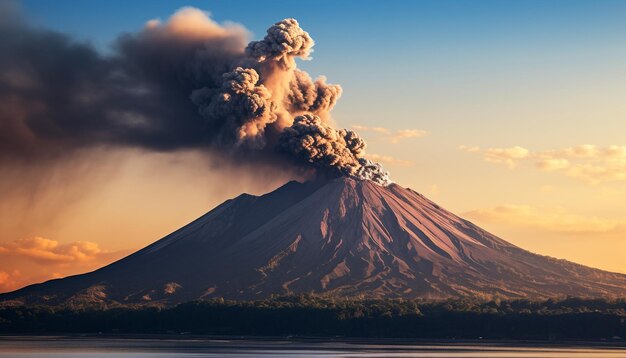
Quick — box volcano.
[3,177,626,305]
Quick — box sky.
[1,0,626,292]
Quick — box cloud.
[566,163,626,183]
[352,125,390,134]
[0,270,20,293]
[0,237,105,263]
[352,125,428,144]
[389,129,428,144]
[143,7,248,40]
[458,145,480,153]
[461,144,626,183]
[0,236,131,293]
[463,205,625,235]
[483,146,530,168]
[368,154,414,167]
[460,145,530,168]
[535,158,570,171]
[544,145,626,183]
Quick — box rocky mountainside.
[3,177,626,305]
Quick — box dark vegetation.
[1,296,625,340]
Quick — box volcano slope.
[2,177,626,305]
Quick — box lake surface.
[1,336,625,357]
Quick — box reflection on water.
[0,337,625,357]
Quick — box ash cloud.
[245,18,314,70]
[287,70,343,116]
[0,6,390,185]
[280,115,390,185]
[191,67,277,148]
[0,6,248,163]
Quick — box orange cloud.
[0,270,21,293]
[0,237,103,264]
[0,237,132,293]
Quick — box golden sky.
[2,138,625,293]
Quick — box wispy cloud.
[460,144,626,183]
[458,145,480,153]
[368,153,414,167]
[463,204,625,234]
[389,129,428,144]
[485,146,530,168]
[460,145,530,169]
[353,125,428,144]
[535,158,570,171]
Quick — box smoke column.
[0,6,390,185]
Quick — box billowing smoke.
[0,6,248,162]
[280,115,390,185]
[191,67,277,148]
[0,6,390,185]
[287,70,343,116]
[245,18,314,70]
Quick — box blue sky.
[21,1,626,48]
[20,0,626,142]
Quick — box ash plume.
[287,70,343,116]
[280,115,391,186]
[191,67,277,148]
[245,18,314,70]
[0,6,391,185]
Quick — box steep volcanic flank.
[3,178,626,304]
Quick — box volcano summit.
[3,177,625,305]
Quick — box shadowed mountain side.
[2,178,626,305]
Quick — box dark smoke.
[0,6,391,185]
[0,6,247,163]
[191,67,277,149]
[279,115,390,185]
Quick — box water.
[1,337,625,357]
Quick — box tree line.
[1,296,625,340]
